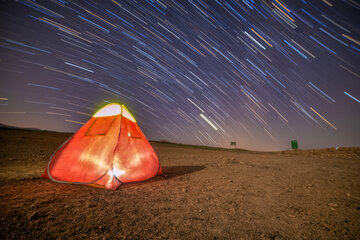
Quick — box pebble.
[328,203,338,208]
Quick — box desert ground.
[0,128,359,240]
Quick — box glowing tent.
[42,103,162,190]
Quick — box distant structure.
[291,140,298,150]
[230,141,236,149]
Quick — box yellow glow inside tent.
[93,103,121,117]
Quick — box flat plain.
[0,128,359,240]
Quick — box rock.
[328,203,338,208]
[330,207,336,211]
[181,188,187,193]
[346,192,351,197]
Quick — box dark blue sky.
[0,0,359,150]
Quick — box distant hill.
[150,140,250,152]
[1,125,356,153]
[0,124,250,152]
[0,123,42,131]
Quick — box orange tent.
[42,103,162,190]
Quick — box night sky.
[0,0,359,151]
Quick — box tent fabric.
[41,103,162,190]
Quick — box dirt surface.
[0,128,359,240]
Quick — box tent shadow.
[160,165,206,179]
[120,165,206,189]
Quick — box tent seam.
[111,105,124,185]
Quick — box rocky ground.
[0,128,359,240]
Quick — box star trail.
[0,0,359,150]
